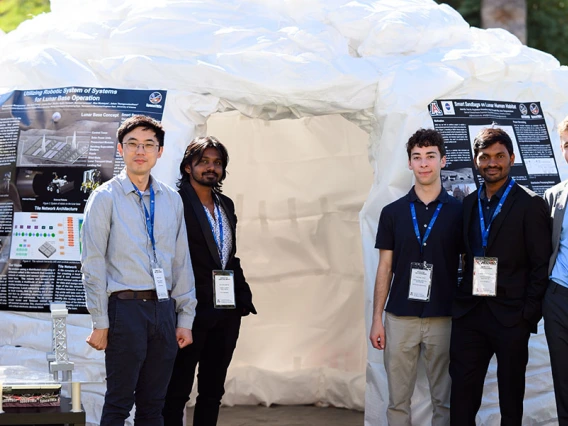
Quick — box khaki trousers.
[384,312,451,426]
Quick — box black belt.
[112,290,159,300]
[549,280,568,297]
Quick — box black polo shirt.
[469,176,512,257]
[375,186,463,317]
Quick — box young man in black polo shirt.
[370,128,462,425]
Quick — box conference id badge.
[408,262,433,302]
[472,257,498,296]
[213,270,236,309]
[152,267,169,301]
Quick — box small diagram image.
[80,169,102,194]
[38,241,57,258]
[20,132,89,166]
[0,236,11,276]
[16,169,44,198]
[47,173,74,195]
[442,168,474,184]
[0,236,10,262]
[16,168,82,200]
[16,167,94,212]
[1,172,12,194]
[10,212,82,261]
[442,168,476,200]
[451,182,477,201]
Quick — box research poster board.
[428,99,560,200]
[0,87,167,312]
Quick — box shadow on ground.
[187,404,364,426]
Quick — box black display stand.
[0,396,85,425]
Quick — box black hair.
[178,136,229,192]
[406,128,446,159]
[117,115,165,147]
[473,128,514,157]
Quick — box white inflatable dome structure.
[0,1,566,425]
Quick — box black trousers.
[449,301,530,426]
[544,281,568,425]
[102,296,178,426]
[163,313,242,426]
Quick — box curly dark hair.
[406,128,446,159]
[117,115,165,147]
[178,136,229,193]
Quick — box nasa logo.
[442,101,455,115]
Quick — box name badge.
[152,267,169,301]
[213,270,236,309]
[472,257,498,296]
[408,262,433,302]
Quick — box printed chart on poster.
[10,212,82,261]
[0,87,167,313]
[428,99,560,199]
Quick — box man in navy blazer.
[163,136,256,426]
[449,128,551,425]
[543,116,568,425]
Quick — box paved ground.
[187,405,364,426]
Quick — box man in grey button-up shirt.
[81,115,197,426]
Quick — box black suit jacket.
[454,182,551,331]
[179,182,256,318]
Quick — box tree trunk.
[481,0,527,44]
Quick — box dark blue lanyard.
[410,201,443,254]
[205,202,224,265]
[477,178,515,249]
[132,182,156,259]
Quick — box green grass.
[0,0,50,33]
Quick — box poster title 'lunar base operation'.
[0,87,166,313]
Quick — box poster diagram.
[0,86,167,313]
[428,99,560,198]
[19,131,89,166]
[10,212,82,261]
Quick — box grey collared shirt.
[81,169,197,329]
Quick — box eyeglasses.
[123,142,160,152]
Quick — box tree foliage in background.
[0,0,50,33]
[527,1,568,65]
[441,0,481,27]
[438,0,568,65]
